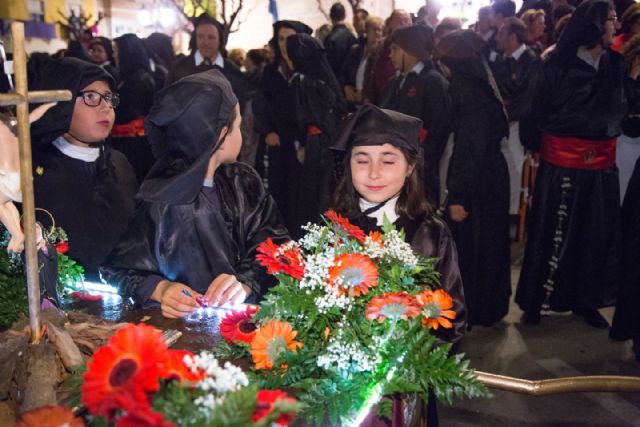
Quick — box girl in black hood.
[29,57,138,281]
[102,70,289,318]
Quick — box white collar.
[195,50,224,68]
[359,196,399,226]
[52,136,100,162]
[408,61,425,75]
[203,177,214,188]
[577,46,603,70]
[509,44,527,61]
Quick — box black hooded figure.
[253,20,313,235]
[434,30,512,328]
[101,70,289,315]
[285,33,347,234]
[88,36,120,83]
[516,0,640,327]
[111,33,157,183]
[29,57,138,282]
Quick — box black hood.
[29,57,115,147]
[270,20,313,61]
[137,69,238,205]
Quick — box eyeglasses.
[77,90,120,109]
[607,15,618,22]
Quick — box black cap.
[331,103,422,153]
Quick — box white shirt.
[359,196,399,226]
[52,136,100,162]
[355,56,368,91]
[510,43,527,61]
[195,50,224,68]
[577,46,603,71]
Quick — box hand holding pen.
[150,280,202,318]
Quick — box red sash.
[307,125,322,137]
[540,134,616,170]
[111,116,145,138]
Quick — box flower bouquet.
[14,323,301,427]
[217,211,488,425]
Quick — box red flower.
[15,405,84,427]
[220,305,260,344]
[252,389,298,426]
[256,238,305,280]
[407,85,417,97]
[366,292,422,323]
[417,289,457,330]
[324,210,366,243]
[81,323,169,420]
[116,408,176,427]
[163,349,205,383]
[55,241,69,254]
[328,253,379,297]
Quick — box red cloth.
[307,124,322,136]
[611,33,631,53]
[540,134,616,170]
[112,116,145,138]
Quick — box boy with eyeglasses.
[28,57,138,281]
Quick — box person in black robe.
[324,3,357,86]
[101,70,289,318]
[285,33,347,235]
[330,103,466,427]
[111,34,156,183]
[28,57,138,282]
[88,37,120,84]
[516,0,640,327]
[144,33,175,91]
[253,20,312,234]
[380,24,452,206]
[169,13,247,111]
[434,30,512,328]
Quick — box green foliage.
[59,365,87,409]
[57,253,84,297]
[375,397,393,420]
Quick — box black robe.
[100,163,289,306]
[32,144,138,281]
[490,46,541,122]
[380,62,452,205]
[168,54,248,111]
[253,62,304,233]
[516,50,634,314]
[111,68,156,183]
[446,79,511,327]
[350,213,466,345]
[610,157,640,341]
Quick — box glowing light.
[348,366,398,427]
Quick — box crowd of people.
[1,0,639,362]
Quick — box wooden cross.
[0,23,71,343]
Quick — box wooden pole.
[12,22,41,343]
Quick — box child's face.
[215,103,242,164]
[350,144,413,203]
[68,80,115,144]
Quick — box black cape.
[324,24,357,85]
[101,163,289,305]
[380,61,452,205]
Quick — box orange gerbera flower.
[417,289,457,330]
[324,210,366,243]
[250,320,303,370]
[328,253,379,297]
[15,405,84,427]
[81,323,168,419]
[368,231,384,247]
[256,238,305,280]
[366,292,422,323]
[220,305,260,344]
[163,349,205,383]
[252,389,298,426]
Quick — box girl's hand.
[151,280,201,318]
[204,274,251,307]
[448,204,469,222]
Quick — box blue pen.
[181,288,208,308]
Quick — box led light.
[83,281,118,294]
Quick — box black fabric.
[32,144,138,281]
[112,67,156,183]
[138,69,237,205]
[611,157,640,341]
[380,61,452,204]
[519,50,632,151]
[29,57,115,147]
[100,163,290,305]
[324,24,357,85]
[350,213,466,345]
[491,46,542,122]
[342,38,367,88]
[169,55,248,113]
[332,103,423,153]
[445,69,511,327]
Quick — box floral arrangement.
[0,224,83,328]
[15,323,300,427]
[217,211,488,425]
